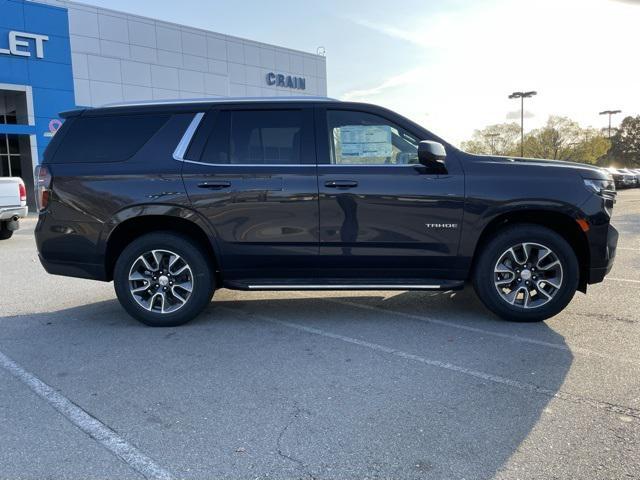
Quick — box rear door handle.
[325,180,359,188]
[198,181,231,190]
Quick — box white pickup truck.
[0,177,28,240]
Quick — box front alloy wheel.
[472,224,579,322]
[493,242,563,309]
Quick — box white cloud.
[351,17,455,50]
[341,68,428,101]
[340,0,640,146]
[506,110,534,120]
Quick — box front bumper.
[588,224,618,284]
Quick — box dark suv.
[35,98,618,326]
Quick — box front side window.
[327,110,420,166]
[199,109,305,165]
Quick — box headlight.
[584,178,616,198]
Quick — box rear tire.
[113,232,215,327]
[472,224,579,322]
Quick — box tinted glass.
[327,110,419,166]
[197,109,308,165]
[52,114,169,163]
[8,135,19,154]
[9,156,21,177]
[199,111,231,164]
[232,110,303,165]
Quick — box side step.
[225,278,465,291]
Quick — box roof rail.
[99,96,339,109]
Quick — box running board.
[225,279,465,291]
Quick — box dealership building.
[0,0,328,204]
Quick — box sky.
[80,0,640,146]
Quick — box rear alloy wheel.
[128,249,194,314]
[473,224,579,322]
[114,232,215,327]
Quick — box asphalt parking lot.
[1,191,639,480]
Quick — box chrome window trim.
[173,112,205,162]
[177,160,419,168]
[173,112,422,168]
[179,158,312,167]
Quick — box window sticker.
[339,125,393,158]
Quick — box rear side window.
[42,118,72,164]
[197,109,308,165]
[51,114,169,163]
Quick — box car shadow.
[0,291,572,479]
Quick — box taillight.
[18,181,26,203]
[35,165,52,212]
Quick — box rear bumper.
[38,255,108,281]
[0,205,28,221]
[35,213,108,281]
[588,224,618,284]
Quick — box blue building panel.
[31,87,75,117]
[24,33,72,65]
[0,123,36,135]
[0,56,30,83]
[28,58,74,90]
[22,1,70,38]
[0,0,75,164]
[0,0,26,30]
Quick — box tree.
[521,116,581,160]
[460,123,520,156]
[523,117,610,164]
[571,130,610,165]
[609,115,640,167]
[462,116,610,164]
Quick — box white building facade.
[37,0,328,106]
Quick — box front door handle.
[325,180,359,189]
[198,181,231,190]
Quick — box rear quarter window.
[49,114,170,164]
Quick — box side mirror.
[418,141,447,170]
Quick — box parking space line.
[0,350,175,480]
[329,299,635,362]
[607,277,640,284]
[222,306,640,420]
[280,295,637,365]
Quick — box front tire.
[472,224,579,322]
[114,232,215,327]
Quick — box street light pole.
[483,132,500,155]
[520,95,524,155]
[509,91,537,157]
[599,110,621,139]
